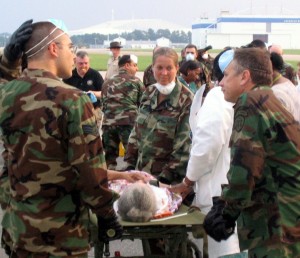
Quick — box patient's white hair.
[117,182,157,222]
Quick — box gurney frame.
[90,205,208,258]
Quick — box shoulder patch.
[82,124,98,135]
[233,106,248,132]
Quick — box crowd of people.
[0,19,299,258]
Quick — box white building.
[103,37,126,48]
[70,19,190,35]
[192,14,300,49]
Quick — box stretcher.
[90,205,208,258]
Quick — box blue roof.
[192,17,300,29]
[192,23,217,29]
[218,17,300,23]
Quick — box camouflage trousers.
[248,242,300,258]
[102,124,133,169]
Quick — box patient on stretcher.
[109,172,182,222]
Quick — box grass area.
[89,53,153,71]
[89,50,300,71]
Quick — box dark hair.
[76,50,88,58]
[25,21,57,60]
[213,48,232,82]
[270,52,284,71]
[243,39,266,49]
[185,44,198,51]
[179,60,200,76]
[118,55,131,67]
[233,48,272,86]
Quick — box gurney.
[90,205,208,258]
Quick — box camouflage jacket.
[0,54,21,81]
[143,64,156,87]
[101,68,145,126]
[124,80,193,184]
[0,69,119,256]
[222,85,300,252]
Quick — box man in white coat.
[171,49,247,258]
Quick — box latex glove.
[86,92,97,103]
[4,19,33,63]
[203,197,236,242]
[97,213,123,242]
[123,171,151,183]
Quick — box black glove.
[182,190,195,207]
[203,197,236,242]
[4,19,33,63]
[97,213,123,242]
[125,165,135,171]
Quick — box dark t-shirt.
[63,68,104,107]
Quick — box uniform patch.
[82,124,97,135]
[233,107,248,132]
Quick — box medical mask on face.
[185,53,195,61]
[154,82,176,95]
[202,53,208,59]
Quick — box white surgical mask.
[154,82,176,95]
[202,53,208,60]
[185,53,195,61]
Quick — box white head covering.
[218,49,234,73]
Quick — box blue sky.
[1,0,299,33]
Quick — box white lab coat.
[187,86,241,258]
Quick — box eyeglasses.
[55,42,77,54]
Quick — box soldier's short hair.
[76,51,88,59]
[118,54,138,67]
[185,44,198,51]
[25,22,58,60]
[117,182,157,222]
[232,48,272,86]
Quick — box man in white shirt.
[171,50,246,258]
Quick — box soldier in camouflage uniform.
[0,21,122,257]
[143,46,161,87]
[124,47,193,185]
[101,54,145,169]
[204,48,300,257]
[0,19,34,255]
[143,63,156,87]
